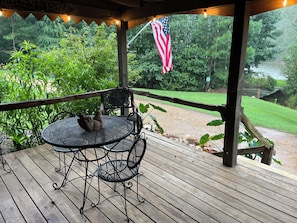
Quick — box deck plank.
[0,175,25,223]
[35,144,155,223]
[1,154,47,223]
[147,139,297,220]
[17,148,91,223]
[0,130,297,223]
[26,145,109,223]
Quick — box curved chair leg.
[136,175,145,203]
[52,154,76,189]
[80,161,89,213]
[0,155,11,173]
[122,182,129,222]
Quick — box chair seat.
[103,137,134,152]
[97,160,138,182]
[53,146,80,153]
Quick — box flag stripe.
[151,17,173,74]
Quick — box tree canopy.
[0,10,288,93]
[127,11,282,91]
[283,38,297,108]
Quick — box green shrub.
[286,94,297,109]
[0,25,133,151]
[244,74,276,91]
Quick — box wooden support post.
[117,20,129,88]
[223,0,250,167]
[116,20,130,116]
[261,147,274,165]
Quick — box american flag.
[151,16,173,74]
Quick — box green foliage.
[199,119,280,165]
[0,71,9,101]
[244,73,276,91]
[4,41,49,102]
[283,38,297,107]
[138,102,167,134]
[0,24,137,150]
[198,119,224,147]
[0,11,283,92]
[276,80,286,88]
[1,14,39,51]
[128,11,280,91]
[43,25,119,97]
[285,95,297,109]
[247,11,282,68]
[0,41,51,149]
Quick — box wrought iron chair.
[103,112,143,153]
[101,88,143,154]
[51,111,79,174]
[100,87,136,117]
[92,135,146,221]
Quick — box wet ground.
[136,97,297,176]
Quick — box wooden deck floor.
[1,130,297,223]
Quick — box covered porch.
[1,130,297,222]
[1,0,297,168]
[1,0,297,221]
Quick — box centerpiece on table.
[77,110,103,131]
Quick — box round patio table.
[41,115,134,213]
[42,115,133,149]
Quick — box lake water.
[252,60,287,80]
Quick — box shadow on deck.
[1,130,297,223]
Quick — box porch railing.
[0,88,274,165]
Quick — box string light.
[283,0,287,7]
[204,9,207,18]
[153,17,156,22]
[0,11,2,17]
[67,15,71,22]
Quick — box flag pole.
[127,21,153,48]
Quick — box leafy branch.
[199,119,281,165]
[138,102,167,134]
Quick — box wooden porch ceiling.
[1,130,297,222]
[0,0,297,28]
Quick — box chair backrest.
[100,88,135,116]
[127,136,146,169]
[52,111,75,123]
[127,112,143,136]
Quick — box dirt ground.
[136,97,297,176]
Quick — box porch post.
[117,20,129,88]
[223,0,250,167]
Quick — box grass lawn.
[135,88,297,135]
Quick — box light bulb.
[204,9,207,18]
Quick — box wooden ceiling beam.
[122,0,235,21]
[1,0,297,27]
[0,0,122,21]
[111,0,142,7]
